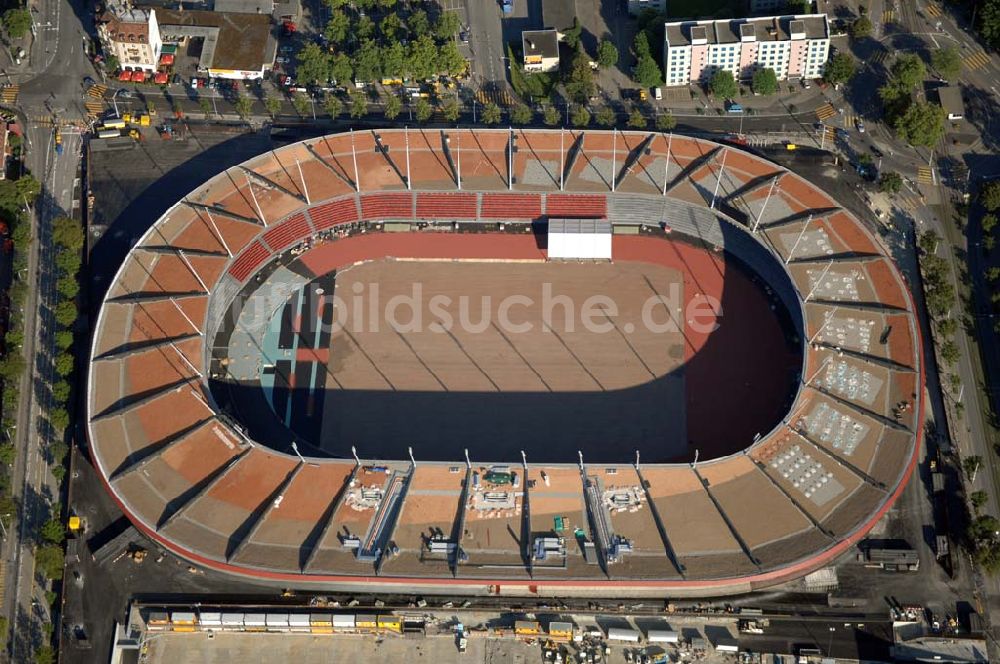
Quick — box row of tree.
[979,182,1000,326]
[295,5,464,87]
[917,230,962,369]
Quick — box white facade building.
[97,0,162,72]
[663,14,830,87]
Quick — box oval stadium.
[87,129,923,596]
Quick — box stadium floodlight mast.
[752,177,779,233]
[521,450,527,470]
[634,450,640,470]
[464,448,471,470]
[809,306,840,345]
[508,127,514,191]
[456,133,462,190]
[559,128,565,191]
[577,450,584,472]
[176,248,209,293]
[408,446,416,468]
[804,259,835,302]
[611,128,617,193]
[290,441,306,464]
[786,215,814,264]
[350,128,360,193]
[404,126,411,191]
[295,158,311,204]
[243,172,267,226]
[169,342,201,378]
[710,148,729,209]
[351,445,360,466]
[662,132,673,197]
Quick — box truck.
[501,0,513,14]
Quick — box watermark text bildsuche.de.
[236,282,722,335]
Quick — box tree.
[596,106,616,127]
[964,455,983,481]
[656,112,677,131]
[35,544,64,580]
[292,92,311,116]
[983,214,998,232]
[234,95,253,120]
[596,39,619,68]
[330,53,353,85]
[353,40,382,83]
[634,31,652,58]
[940,339,960,364]
[54,301,77,328]
[324,9,350,43]
[894,101,946,147]
[633,53,662,89]
[405,35,439,81]
[563,17,582,50]
[441,97,460,122]
[510,104,532,125]
[564,51,595,102]
[879,172,903,194]
[323,94,342,119]
[52,217,84,251]
[851,15,872,39]
[571,105,591,127]
[356,15,375,40]
[350,92,367,118]
[379,43,405,80]
[264,94,281,118]
[2,8,31,39]
[438,41,467,77]
[932,46,962,81]
[408,9,430,37]
[982,0,1000,50]
[434,10,461,39]
[49,408,69,432]
[56,276,79,299]
[482,102,502,125]
[33,646,55,664]
[199,98,212,118]
[824,53,857,85]
[54,353,74,377]
[981,181,1000,211]
[543,104,560,126]
[384,94,402,120]
[891,53,928,91]
[709,69,739,99]
[627,107,647,128]
[0,442,15,466]
[973,490,990,513]
[0,355,25,381]
[51,380,71,402]
[414,97,433,123]
[40,519,65,545]
[752,67,779,95]
[296,43,332,85]
[380,13,404,41]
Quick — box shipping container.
[333,614,357,629]
[606,628,641,642]
[266,614,290,631]
[96,129,121,139]
[172,625,196,633]
[548,621,574,640]
[147,612,170,630]
[377,616,402,633]
[171,612,196,625]
[244,614,267,631]
[200,612,223,627]
[102,119,126,129]
[221,613,245,628]
[289,614,311,632]
[647,630,679,643]
[515,620,542,636]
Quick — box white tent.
[547,218,612,260]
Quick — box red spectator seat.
[263,213,311,252]
[480,193,542,219]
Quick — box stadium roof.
[87,129,923,594]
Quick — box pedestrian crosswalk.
[476,84,515,108]
[820,126,836,145]
[85,100,105,117]
[871,50,889,66]
[917,166,935,184]
[29,116,56,127]
[964,50,991,70]
[882,9,895,23]
[925,3,942,17]
[86,84,108,99]
[816,103,836,121]
[842,113,858,129]
[0,85,18,104]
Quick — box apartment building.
[663,14,830,87]
[96,0,162,72]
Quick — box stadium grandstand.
[87,129,922,596]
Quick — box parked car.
[83,76,96,87]
[856,118,866,133]
[459,30,469,43]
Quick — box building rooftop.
[938,86,964,117]
[664,14,828,46]
[522,29,560,60]
[155,9,273,72]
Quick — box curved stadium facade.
[87,129,923,596]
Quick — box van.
[726,102,743,113]
[654,87,662,100]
